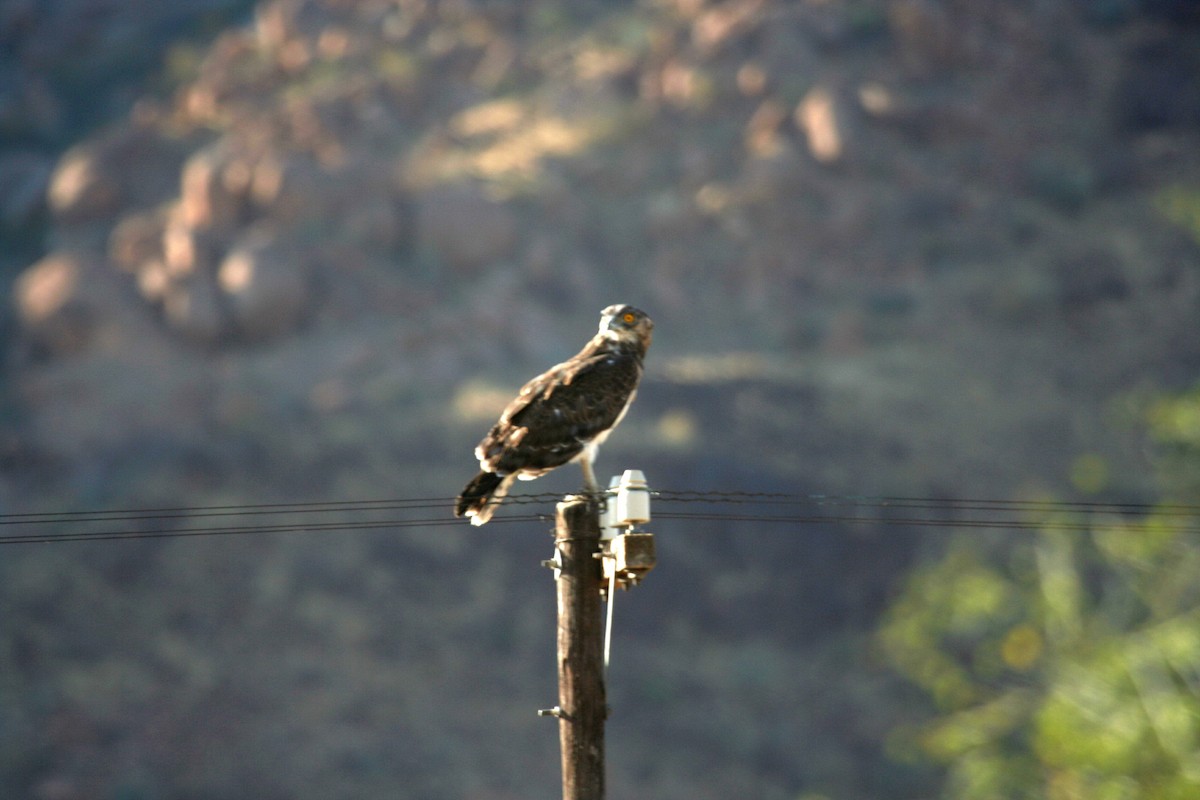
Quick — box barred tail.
[455,471,515,526]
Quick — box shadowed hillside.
[3,1,1200,797]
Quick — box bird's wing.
[477,349,642,474]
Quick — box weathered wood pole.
[553,495,605,800]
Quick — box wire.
[0,513,552,545]
[3,490,1187,526]
[653,511,1200,535]
[650,490,1200,534]
[0,493,567,525]
[0,493,572,545]
[651,490,1200,516]
[1,488,1195,545]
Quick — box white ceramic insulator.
[615,469,650,527]
[600,475,622,539]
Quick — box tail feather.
[455,471,515,526]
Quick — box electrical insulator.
[614,469,650,528]
[600,475,622,540]
[599,469,656,594]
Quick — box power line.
[0,513,552,545]
[651,492,1200,533]
[1,489,1194,545]
[651,490,1200,516]
[0,493,567,525]
[654,511,1200,535]
[4,490,1192,525]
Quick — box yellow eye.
[622,312,636,324]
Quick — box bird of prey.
[455,304,653,525]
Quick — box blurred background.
[3,0,1200,797]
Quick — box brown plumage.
[455,305,653,525]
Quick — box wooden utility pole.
[549,495,606,800]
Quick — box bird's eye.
[622,312,636,324]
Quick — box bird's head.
[598,304,653,351]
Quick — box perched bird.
[455,304,653,525]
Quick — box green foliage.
[1148,385,1200,496]
[883,384,1200,798]
[880,513,1200,799]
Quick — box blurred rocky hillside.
[6,0,1200,505]
[0,0,254,267]
[3,1,1200,798]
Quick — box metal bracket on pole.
[599,469,656,595]
[597,470,656,674]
